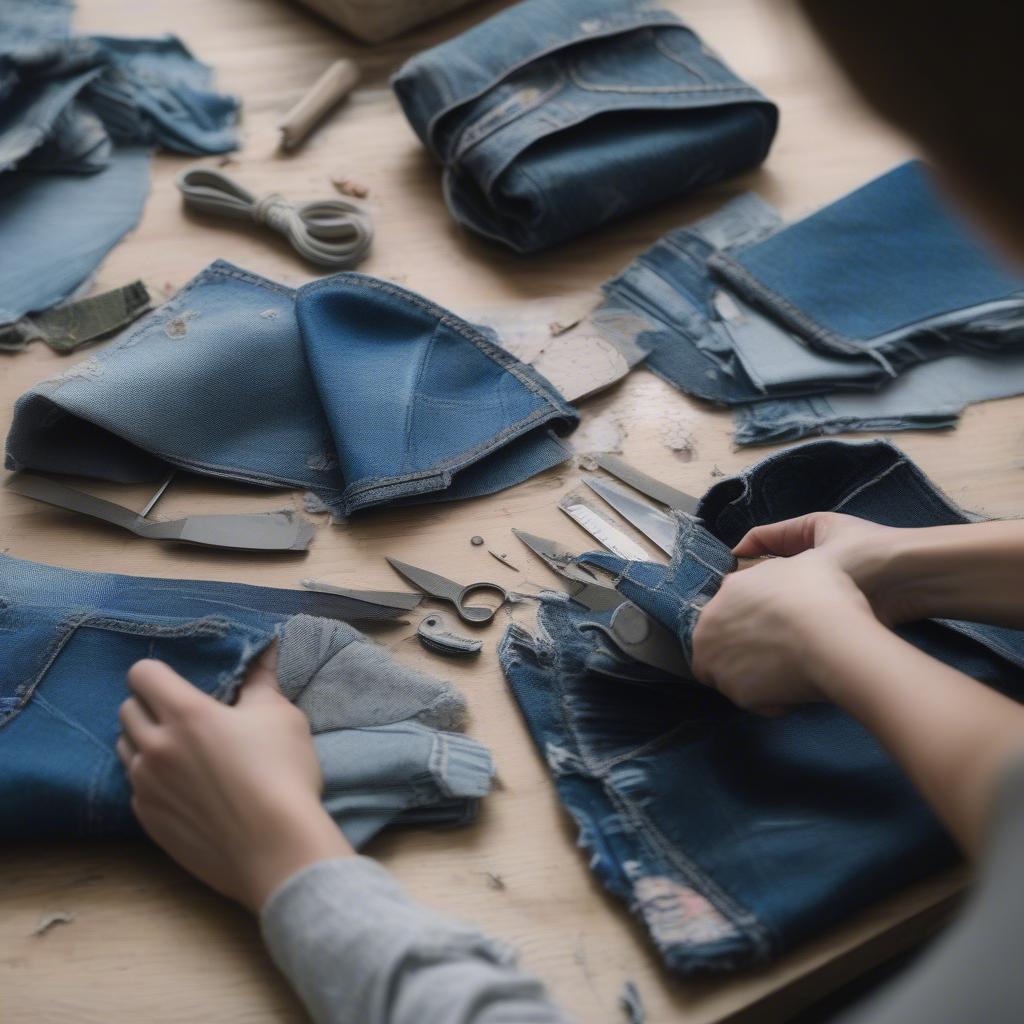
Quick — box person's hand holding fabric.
[691,543,877,713]
[117,644,353,912]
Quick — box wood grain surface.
[2,1,1017,1022]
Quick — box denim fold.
[5,261,579,516]
[500,439,1024,972]
[393,0,777,252]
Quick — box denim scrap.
[5,261,579,517]
[500,439,1024,972]
[709,162,1024,358]
[0,0,238,326]
[392,0,777,253]
[0,553,494,847]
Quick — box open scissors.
[386,558,508,624]
[513,529,691,679]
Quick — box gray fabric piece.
[278,614,466,733]
[261,857,570,1024]
[838,753,1024,1024]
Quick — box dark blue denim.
[5,261,578,516]
[500,440,1024,972]
[392,0,777,253]
[0,553,494,845]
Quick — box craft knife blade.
[583,477,677,556]
[592,454,700,515]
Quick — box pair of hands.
[117,511,903,910]
[692,512,909,712]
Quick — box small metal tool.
[6,472,316,552]
[301,578,422,612]
[513,529,691,678]
[559,491,653,561]
[584,477,678,556]
[416,612,483,656]
[592,455,700,514]
[386,557,508,625]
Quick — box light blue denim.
[392,0,777,253]
[0,0,238,325]
[0,554,493,846]
[500,439,1024,973]
[5,261,579,516]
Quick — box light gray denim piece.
[277,615,494,847]
[261,857,569,1024]
[735,347,1024,444]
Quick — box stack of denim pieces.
[592,161,1024,442]
[0,0,238,340]
[5,261,579,516]
[500,439,1024,971]
[392,0,777,252]
[0,553,494,846]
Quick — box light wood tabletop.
[2,1,1019,1022]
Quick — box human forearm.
[871,520,1024,628]
[809,616,1024,854]
[261,858,569,1024]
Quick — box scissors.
[513,529,691,679]
[385,557,509,624]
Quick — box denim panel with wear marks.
[500,439,1024,972]
[0,555,494,846]
[392,0,777,252]
[5,261,579,516]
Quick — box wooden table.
[2,1,1018,1021]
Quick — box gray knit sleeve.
[260,856,571,1024]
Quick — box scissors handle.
[456,582,508,624]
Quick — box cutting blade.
[559,495,653,561]
[301,578,422,611]
[385,558,463,602]
[584,477,677,556]
[512,529,623,612]
[593,455,700,514]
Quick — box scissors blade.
[301,579,423,611]
[593,455,700,515]
[584,478,677,556]
[385,558,462,602]
[512,529,623,612]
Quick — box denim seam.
[0,609,89,731]
[80,615,233,638]
[452,69,567,161]
[568,61,758,97]
[708,253,888,361]
[402,321,441,475]
[605,785,771,963]
[32,692,115,759]
[339,412,570,504]
[651,33,708,81]
[410,9,687,155]
[299,274,570,408]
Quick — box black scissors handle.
[456,582,508,624]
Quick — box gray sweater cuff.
[261,857,567,1024]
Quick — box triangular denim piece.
[5,261,578,517]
